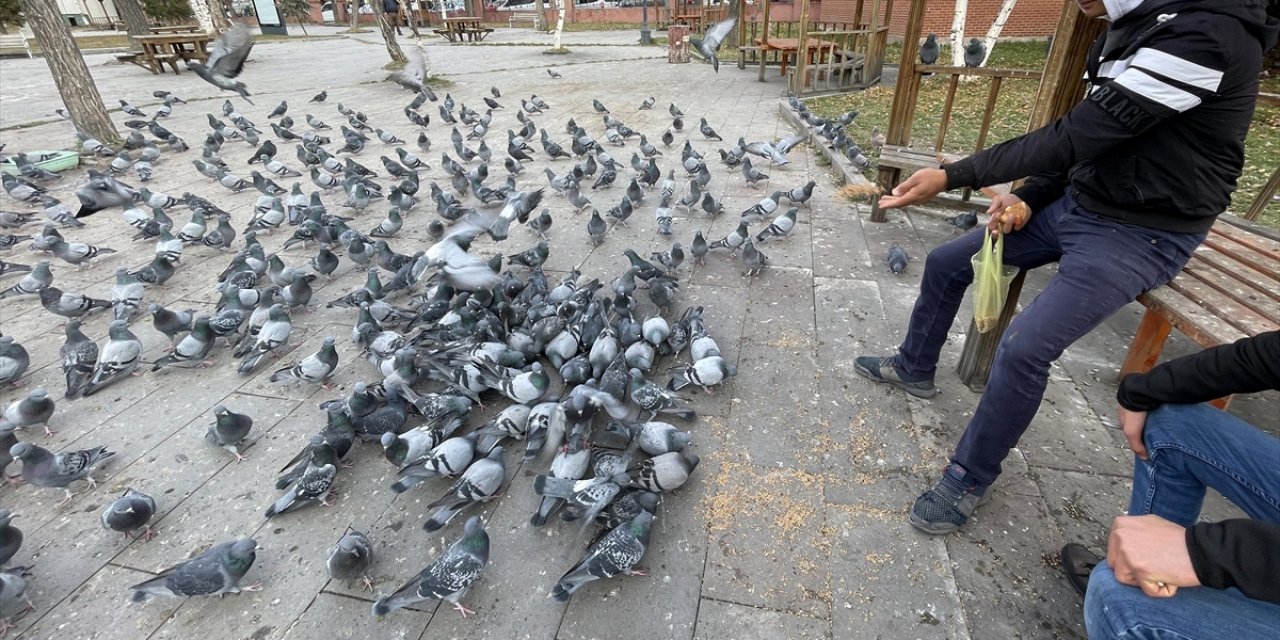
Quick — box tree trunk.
[979,0,1018,67]
[18,0,119,146]
[535,0,548,33]
[188,0,216,33]
[115,0,150,51]
[371,1,407,63]
[350,0,360,30]
[950,0,968,66]
[404,0,420,37]
[553,0,565,47]
[208,0,233,31]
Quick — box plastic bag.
[970,231,1020,333]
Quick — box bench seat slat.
[1137,287,1248,349]
[1190,246,1280,305]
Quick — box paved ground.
[1,26,1276,640]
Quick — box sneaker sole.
[908,488,993,535]
[853,361,939,399]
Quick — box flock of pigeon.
[0,20,862,630]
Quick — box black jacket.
[944,0,1280,234]
[1117,331,1280,603]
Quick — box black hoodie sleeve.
[943,20,1231,193]
[1187,519,1280,603]
[1116,332,1280,411]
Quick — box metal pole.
[640,1,651,45]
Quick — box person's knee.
[1084,564,1137,640]
[922,240,974,280]
[1143,404,1211,455]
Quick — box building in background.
[55,0,122,27]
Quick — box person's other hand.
[1118,406,1150,460]
[1107,514,1201,598]
[986,194,1031,236]
[878,168,948,210]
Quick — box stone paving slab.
[1,26,1276,640]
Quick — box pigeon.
[0,510,20,565]
[40,286,110,319]
[149,304,196,349]
[60,319,97,400]
[628,451,699,492]
[327,530,374,591]
[188,25,255,103]
[948,210,979,233]
[50,237,116,268]
[551,511,653,602]
[689,15,739,72]
[0,566,34,624]
[592,99,609,114]
[887,242,909,274]
[741,158,769,187]
[268,100,288,118]
[207,404,253,461]
[629,368,695,420]
[756,208,798,242]
[269,336,339,387]
[373,515,489,618]
[699,118,722,141]
[237,304,292,375]
[265,437,337,517]
[100,488,157,541]
[548,68,562,78]
[669,356,737,392]
[110,268,145,321]
[423,445,505,532]
[389,47,432,93]
[82,320,143,397]
[920,33,940,65]
[604,420,690,456]
[8,441,115,503]
[708,222,750,256]
[963,38,986,67]
[130,538,260,602]
[783,180,816,207]
[0,388,55,436]
[741,239,769,276]
[310,90,327,103]
[690,230,708,264]
[587,209,607,245]
[0,337,29,387]
[639,96,655,110]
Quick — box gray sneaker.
[854,355,938,399]
[909,464,993,535]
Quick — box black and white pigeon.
[756,208,798,242]
[668,356,737,392]
[46,323,87,400]
[207,404,253,462]
[628,451,700,493]
[130,538,260,602]
[689,14,739,72]
[0,388,55,436]
[391,433,478,494]
[373,515,489,618]
[327,530,374,591]
[919,33,940,65]
[100,488,157,541]
[628,368,695,420]
[265,437,337,517]
[237,304,292,375]
[422,445,505,532]
[188,25,255,103]
[963,37,987,67]
[269,336,338,387]
[551,510,653,602]
[82,320,143,397]
[8,441,115,504]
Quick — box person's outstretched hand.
[1118,406,1150,460]
[878,168,948,210]
[1107,514,1201,598]
[987,194,1031,236]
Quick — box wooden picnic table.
[123,33,211,75]
[433,16,493,43]
[149,25,201,34]
[755,37,838,77]
[673,13,703,33]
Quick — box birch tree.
[552,0,566,49]
[979,0,1018,67]
[950,0,968,67]
[187,0,216,33]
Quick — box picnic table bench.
[148,25,201,34]
[117,32,210,75]
[434,17,494,43]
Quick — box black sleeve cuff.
[943,159,976,191]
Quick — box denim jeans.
[896,190,1205,485]
[1084,404,1280,639]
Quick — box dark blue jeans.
[897,190,1205,485]
[1084,404,1280,639]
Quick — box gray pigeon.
[391,433,478,494]
[920,33,940,64]
[423,446,505,532]
[689,15,739,72]
[551,510,653,602]
[668,356,737,393]
[741,239,769,276]
[9,441,115,504]
[373,516,489,618]
[948,210,979,233]
[0,260,52,300]
[39,286,110,318]
[110,267,145,321]
[130,538,260,602]
[60,319,97,399]
[82,320,143,397]
[0,388,55,437]
[627,451,700,493]
[327,530,374,591]
[269,336,338,386]
[265,438,337,517]
[0,510,21,565]
[0,566,34,624]
[207,405,253,461]
[188,25,255,102]
[237,304,292,375]
[150,316,216,371]
[887,243,909,274]
[963,38,986,67]
[100,488,157,540]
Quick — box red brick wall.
[887,0,1061,39]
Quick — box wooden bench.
[463,26,494,41]
[509,10,540,29]
[877,145,1012,197]
[0,32,32,59]
[1119,216,1280,408]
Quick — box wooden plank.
[1202,234,1280,280]
[1191,246,1280,304]
[1242,164,1280,222]
[1210,221,1280,259]
[1025,4,1106,131]
[1137,287,1248,348]
[933,74,959,153]
[1120,309,1173,377]
[973,76,1002,154]
[1166,276,1278,337]
[1182,261,1280,323]
[913,64,1042,80]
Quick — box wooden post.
[791,0,810,94]
[1243,164,1280,222]
[955,4,1106,391]
[869,0,925,223]
[18,0,120,146]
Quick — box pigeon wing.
[703,16,738,53]
[209,25,255,79]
